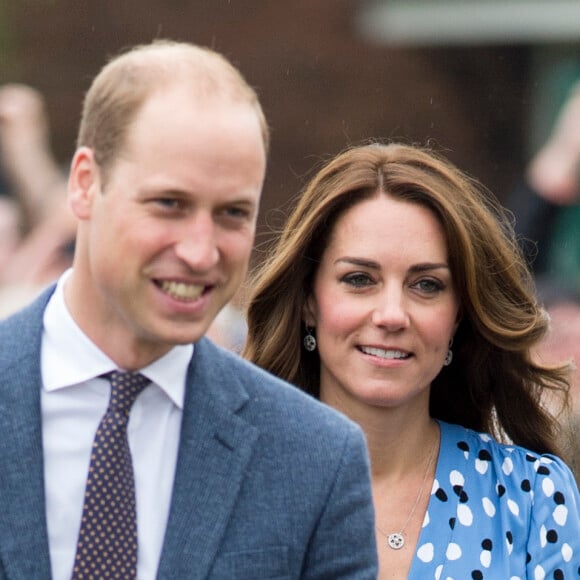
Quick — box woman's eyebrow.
[335,257,450,273]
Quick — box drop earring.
[303,327,317,352]
[444,338,453,366]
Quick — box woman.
[243,142,580,578]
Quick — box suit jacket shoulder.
[158,338,378,579]
[0,286,54,579]
[0,292,377,579]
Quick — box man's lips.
[156,280,208,301]
[358,346,411,360]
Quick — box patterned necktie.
[71,371,150,580]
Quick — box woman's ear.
[302,294,317,327]
[68,146,101,220]
[452,304,463,335]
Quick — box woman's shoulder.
[440,419,561,462]
[422,425,579,576]
[438,420,578,499]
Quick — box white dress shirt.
[41,271,192,580]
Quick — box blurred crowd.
[508,81,580,472]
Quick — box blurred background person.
[0,83,76,317]
[507,80,580,469]
[509,79,580,297]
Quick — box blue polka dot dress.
[409,421,580,579]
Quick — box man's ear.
[68,147,101,220]
[302,294,317,327]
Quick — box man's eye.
[155,198,180,209]
[224,206,250,219]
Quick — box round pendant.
[387,532,405,550]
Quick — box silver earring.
[303,327,317,352]
[444,349,453,366]
[444,338,453,366]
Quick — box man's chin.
[166,326,212,346]
[144,317,213,347]
[148,303,229,346]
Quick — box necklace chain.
[376,435,438,550]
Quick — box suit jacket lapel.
[0,289,54,578]
[157,339,259,579]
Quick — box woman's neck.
[363,410,439,481]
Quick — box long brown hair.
[243,142,570,456]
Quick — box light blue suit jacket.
[0,287,378,579]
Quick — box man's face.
[67,87,266,368]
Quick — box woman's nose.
[371,288,410,330]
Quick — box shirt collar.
[41,270,192,409]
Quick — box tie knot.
[103,370,150,415]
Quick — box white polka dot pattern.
[408,421,580,579]
[71,371,150,579]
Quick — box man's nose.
[174,213,219,271]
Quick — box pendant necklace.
[376,436,438,550]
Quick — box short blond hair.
[77,40,269,180]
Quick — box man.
[0,40,377,578]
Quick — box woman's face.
[305,194,460,417]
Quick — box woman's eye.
[414,278,445,294]
[342,272,374,287]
